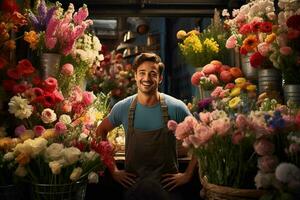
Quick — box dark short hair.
[132,52,165,75]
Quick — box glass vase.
[31,181,87,200]
[40,53,62,79]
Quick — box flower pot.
[258,68,282,95]
[283,84,300,105]
[40,53,62,79]
[240,54,258,82]
[200,176,266,200]
[32,181,87,200]
[0,184,21,200]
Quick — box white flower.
[28,137,48,158]
[62,147,81,165]
[88,172,99,183]
[59,114,72,124]
[275,162,300,183]
[44,143,64,161]
[49,161,62,175]
[254,171,275,189]
[70,167,82,181]
[41,108,57,124]
[14,140,33,155]
[3,152,15,161]
[8,96,33,119]
[83,151,98,162]
[15,165,27,177]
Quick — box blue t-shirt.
[108,93,191,133]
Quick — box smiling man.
[96,52,197,200]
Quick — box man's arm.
[96,117,115,140]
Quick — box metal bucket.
[258,68,282,94]
[0,184,21,200]
[283,84,300,105]
[240,54,258,81]
[40,53,61,79]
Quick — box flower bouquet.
[177,9,230,68]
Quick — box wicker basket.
[200,176,267,200]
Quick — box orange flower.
[265,33,276,43]
[4,39,16,50]
[16,153,31,165]
[24,31,39,49]
[229,67,243,78]
[242,35,258,52]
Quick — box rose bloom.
[61,63,74,76]
[33,125,46,136]
[82,91,96,106]
[254,138,275,156]
[41,108,57,124]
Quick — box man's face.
[135,61,162,95]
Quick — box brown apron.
[125,93,178,183]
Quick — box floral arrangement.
[190,60,243,91]
[27,1,93,56]
[177,9,230,68]
[87,51,136,100]
[223,0,277,69]
[268,0,300,84]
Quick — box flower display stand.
[200,176,267,200]
[32,180,87,200]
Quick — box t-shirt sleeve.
[107,101,123,127]
[175,100,192,122]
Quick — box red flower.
[2,79,16,91]
[13,83,27,94]
[32,87,44,97]
[240,46,248,55]
[42,93,57,108]
[287,15,300,31]
[250,52,265,68]
[259,22,273,33]
[7,68,21,80]
[0,57,7,69]
[250,21,261,32]
[239,23,252,35]
[32,76,43,86]
[0,0,19,13]
[16,59,35,76]
[43,77,58,92]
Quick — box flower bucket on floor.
[200,176,266,200]
[32,180,87,200]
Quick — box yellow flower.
[176,30,187,40]
[246,84,257,92]
[180,33,203,55]
[265,33,276,43]
[41,129,57,139]
[20,130,35,141]
[24,31,39,49]
[230,87,241,97]
[16,153,31,166]
[229,96,241,109]
[203,38,219,53]
[235,77,246,85]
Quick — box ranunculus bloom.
[61,63,74,76]
[191,71,204,86]
[220,70,233,83]
[43,77,58,92]
[202,63,217,75]
[229,67,243,78]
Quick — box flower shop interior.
[1,0,300,200]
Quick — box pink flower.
[231,131,244,144]
[279,46,293,55]
[211,86,223,98]
[167,120,178,131]
[61,100,72,113]
[33,125,46,136]
[199,112,211,124]
[208,74,219,85]
[257,42,270,56]
[211,118,231,136]
[55,121,67,134]
[202,63,217,75]
[175,122,192,140]
[220,70,233,83]
[254,138,275,156]
[15,125,26,136]
[236,114,248,130]
[191,71,204,86]
[289,143,300,154]
[239,23,252,35]
[61,63,74,76]
[226,35,237,49]
[82,91,96,106]
[258,155,279,173]
[192,124,214,146]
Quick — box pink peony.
[61,63,74,76]
[192,124,214,146]
[226,35,237,49]
[33,125,46,136]
[254,138,275,156]
[82,91,96,106]
[167,120,178,131]
[199,112,211,124]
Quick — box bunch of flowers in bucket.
[177,9,230,68]
[223,0,277,69]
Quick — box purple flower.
[15,125,26,136]
[197,97,213,112]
